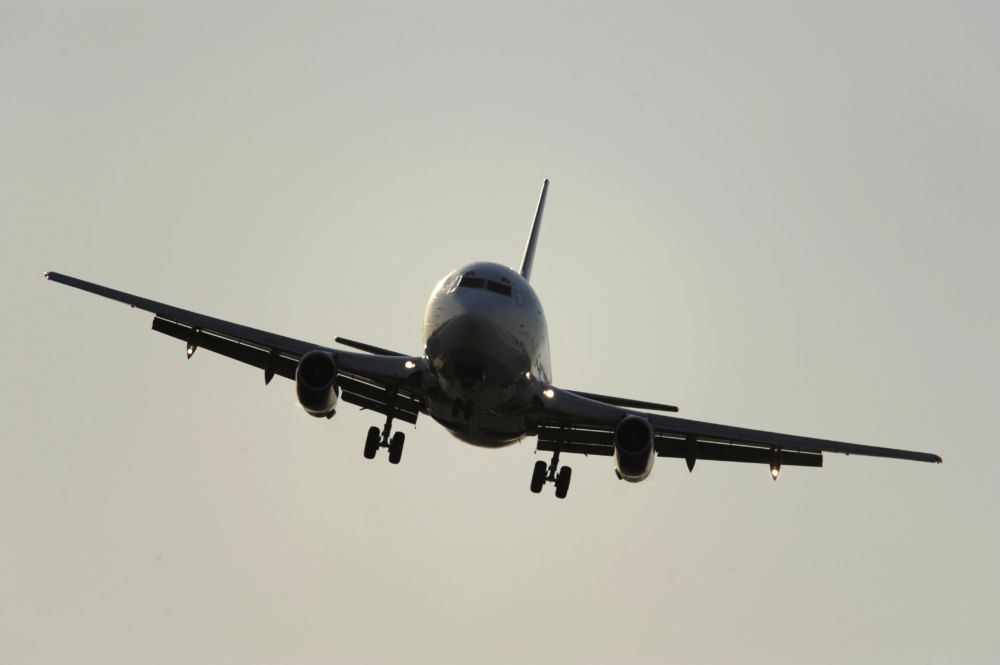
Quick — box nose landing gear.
[530,450,573,499]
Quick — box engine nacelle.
[296,351,339,417]
[614,415,655,482]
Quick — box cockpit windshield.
[458,274,513,297]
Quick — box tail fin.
[519,179,549,281]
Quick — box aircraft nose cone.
[425,312,526,388]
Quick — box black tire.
[363,426,380,459]
[388,431,405,464]
[554,466,572,499]
[530,460,547,493]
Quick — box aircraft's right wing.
[45,272,426,424]
[532,385,942,468]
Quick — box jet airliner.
[46,180,941,498]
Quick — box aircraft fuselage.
[422,261,551,446]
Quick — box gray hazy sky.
[3,2,998,663]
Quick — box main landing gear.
[363,412,405,464]
[530,450,573,499]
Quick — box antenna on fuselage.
[519,179,549,282]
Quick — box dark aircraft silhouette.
[46,180,942,497]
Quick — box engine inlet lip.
[615,416,653,454]
[299,352,336,389]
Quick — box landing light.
[770,464,780,481]
[543,388,555,399]
[404,360,416,369]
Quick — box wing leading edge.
[45,271,426,424]
[533,384,942,466]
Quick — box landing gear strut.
[362,409,405,464]
[530,450,572,499]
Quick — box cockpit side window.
[458,276,486,289]
[486,281,512,296]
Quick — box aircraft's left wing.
[532,384,942,468]
[45,272,425,424]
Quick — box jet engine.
[614,415,655,482]
[296,350,339,417]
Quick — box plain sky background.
[2,2,998,663]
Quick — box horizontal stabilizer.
[335,336,406,357]
[566,389,679,413]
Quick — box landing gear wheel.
[554,466,572,499]
[530,460,547,493]
[388,431,405,465]
[363,426,379,459]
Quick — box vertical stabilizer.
[519,179,549,281]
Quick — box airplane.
[45,180,942,498]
